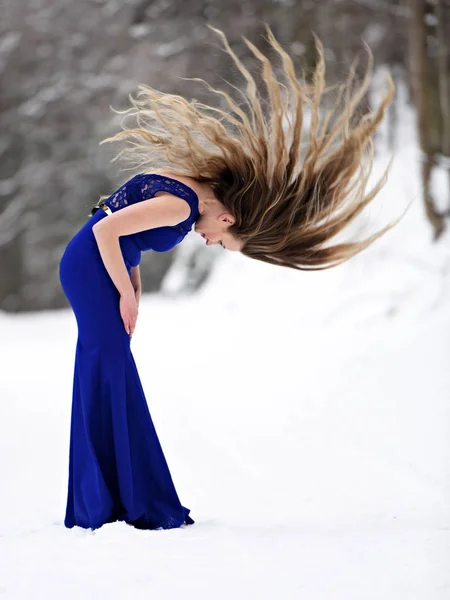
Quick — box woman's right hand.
[120,289,138,337]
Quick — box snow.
[1,99,449,598]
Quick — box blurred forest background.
[0,0,449,312]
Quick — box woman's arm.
[130,265,141,293]
[92,193,190,294]
[92,227,135,297]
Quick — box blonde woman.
[59,24,403,531]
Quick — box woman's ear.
[223,213,235,226]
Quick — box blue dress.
[58,173,199,530]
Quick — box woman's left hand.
[134,286,141,308]
[130,287,141,341]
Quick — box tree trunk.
[436,0,450,204]
[408,0,446,239]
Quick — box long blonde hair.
[100,24,406,270]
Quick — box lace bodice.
[96,172,201,261]
[106,173,199,223]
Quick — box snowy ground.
[1,105,450,598]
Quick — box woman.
[59,25,405,531]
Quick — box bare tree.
[436,0,450,184]
[407,0,450,239]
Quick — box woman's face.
[194,201,244,252]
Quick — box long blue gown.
[58,173,199,530]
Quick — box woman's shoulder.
[147,169,210,204]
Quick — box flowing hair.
[99,23,407,270]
